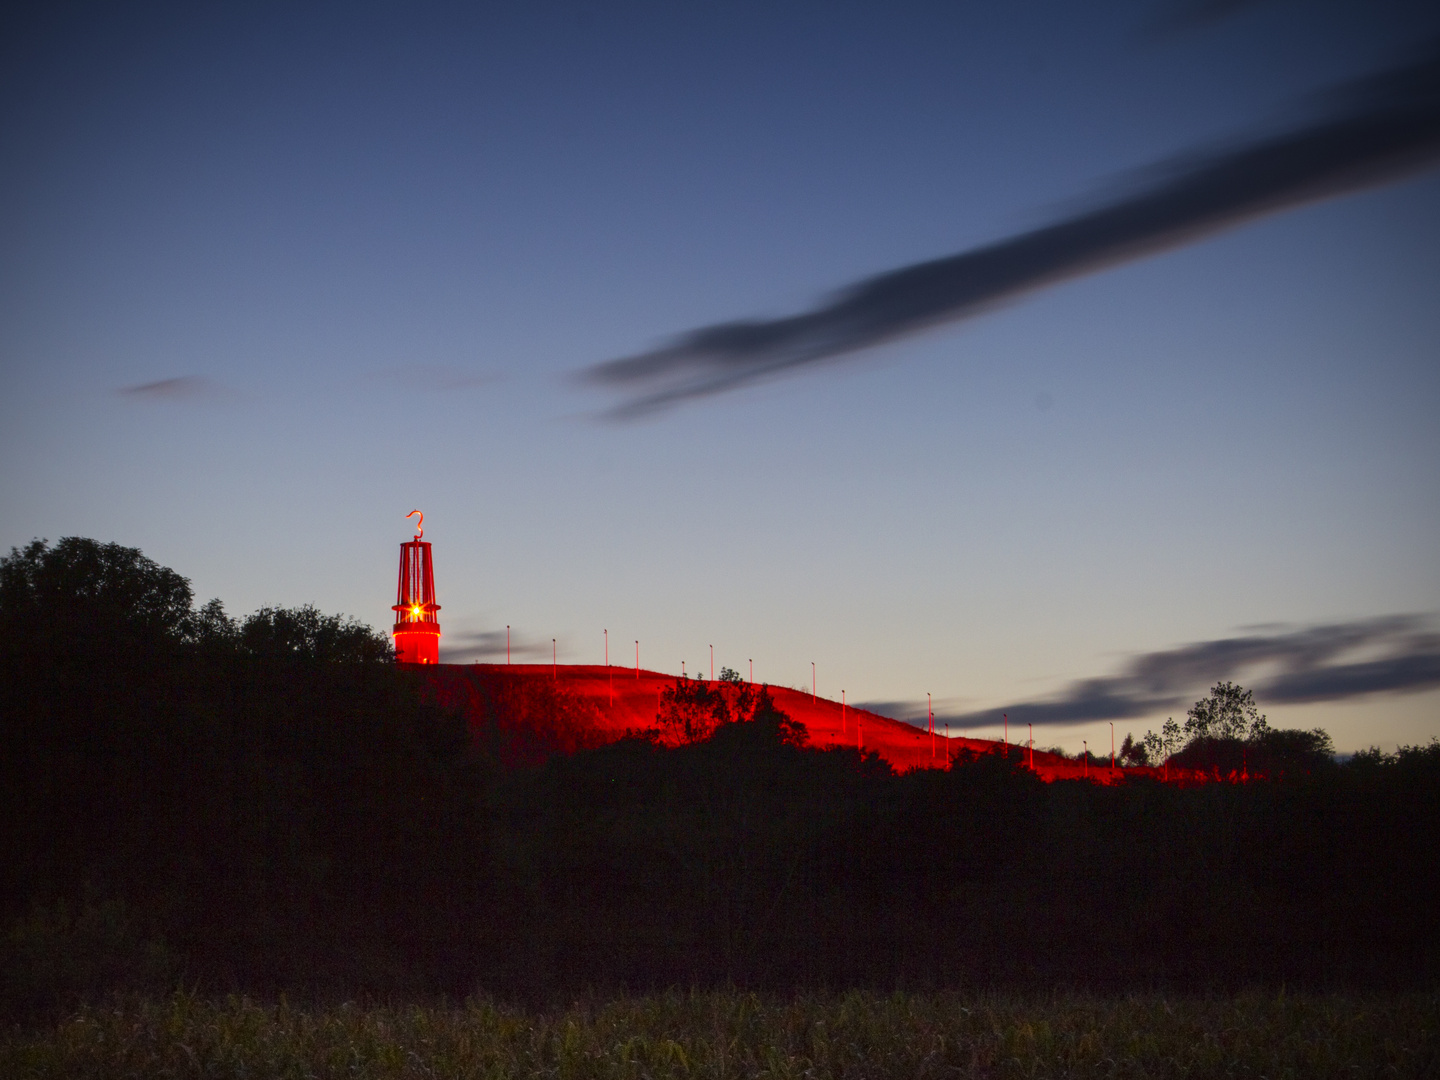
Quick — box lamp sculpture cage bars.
[392,511,440,664]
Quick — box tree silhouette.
[1,537,195,643]
[239,604,392,663]
[1183,680,1268,742]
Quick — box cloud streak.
[864,615,1440,730]
[117,376,232,403]
[583,43,1440,417]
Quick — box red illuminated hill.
[418,663,1146,782]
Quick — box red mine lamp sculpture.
[392,510,440,664]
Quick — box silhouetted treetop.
[1183,680,1268,742]
[1,538,193,636]
[239,605,392,664]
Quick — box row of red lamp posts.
[395,514,1118,770]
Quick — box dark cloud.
[117,376,230,402]
[583,43,1440,418]
[871,615,1440,730]
[1262,643,1440,703]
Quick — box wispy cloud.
[583,42,1440,417]
[863,615,1440,729]
[117,376,233,403]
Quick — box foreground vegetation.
[3,539,1438,1011]
[4,989,1437,1078]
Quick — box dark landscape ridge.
[1,537,1436,1017]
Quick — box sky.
[3,0,1438,755]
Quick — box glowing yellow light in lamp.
[411,605,422,618]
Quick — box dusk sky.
[3,0,1438,754]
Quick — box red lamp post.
[392,511,441,664]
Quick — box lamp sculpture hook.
[406,509,424,540]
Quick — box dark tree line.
[2,539,1437,1014]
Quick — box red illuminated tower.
[392,510,440,664]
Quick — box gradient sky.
[3,0,1438,754]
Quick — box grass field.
[3,989,1436,1078]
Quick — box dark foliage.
[0,540,485,1011]
[655,676,806,747]
[2,539,1437,1013]
[437,667,611,766]
[1171,727,1336,777]
[1138,682,1337,779]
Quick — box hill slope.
[420,663,1136,780]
